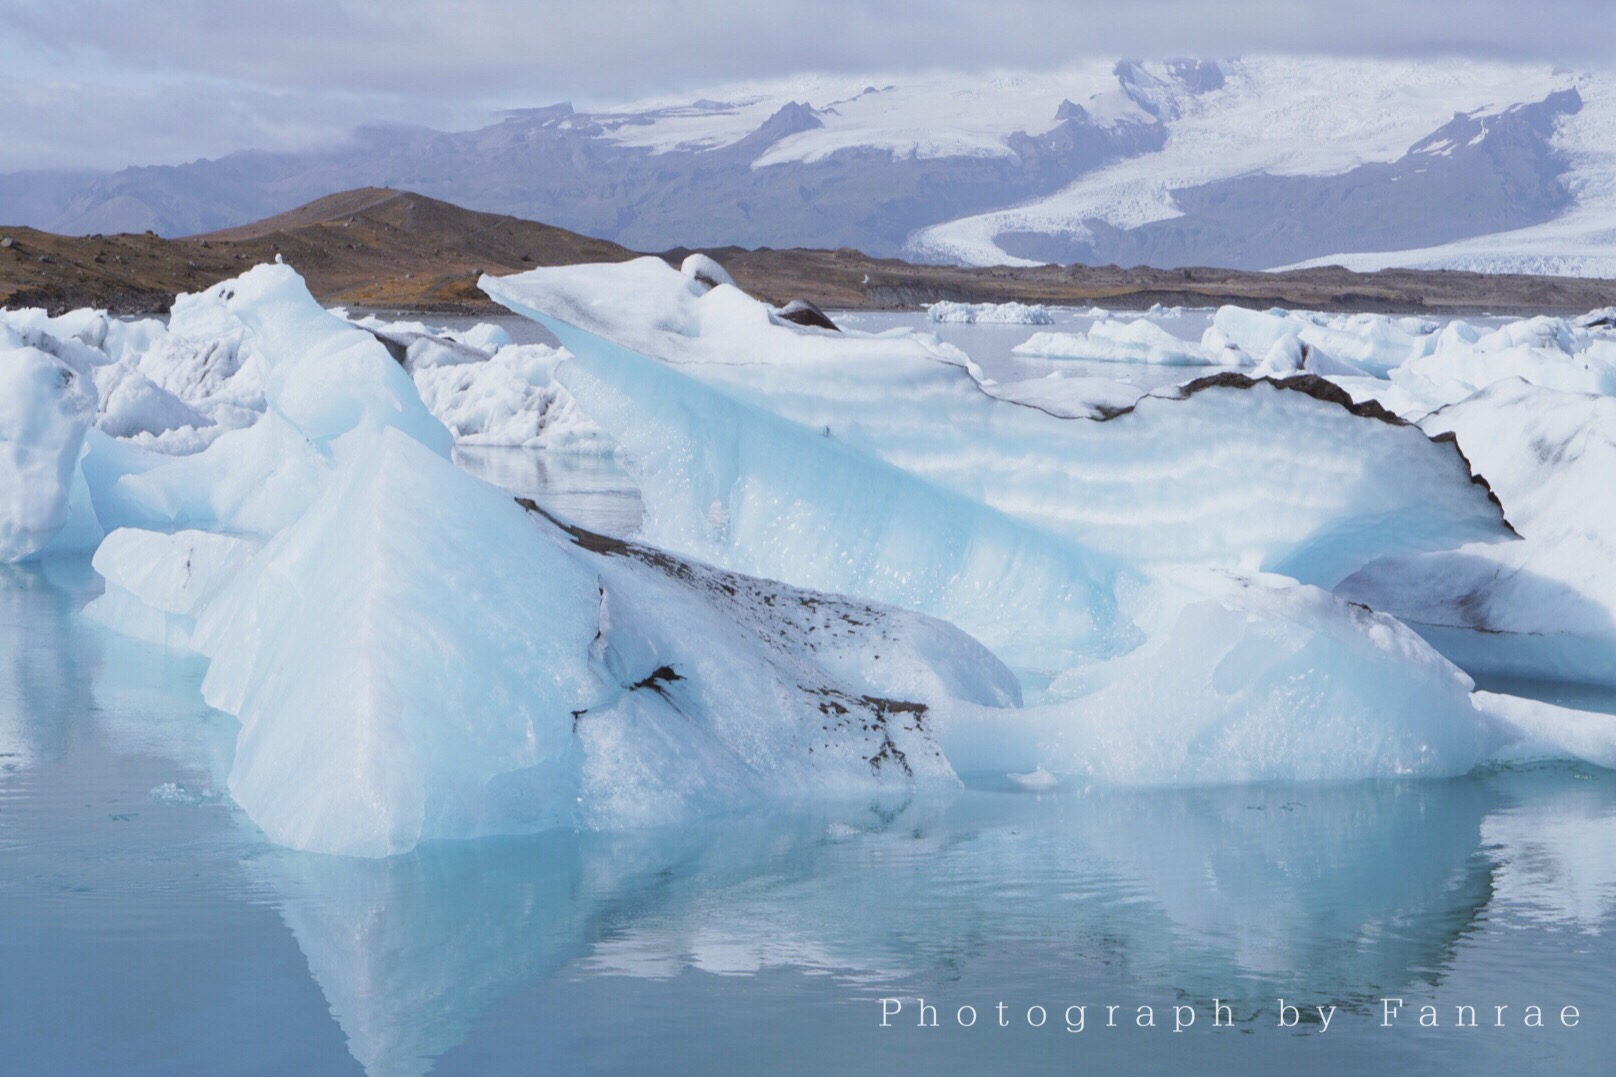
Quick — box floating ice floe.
[1013,320,1235,366]
[927,300,1055,324]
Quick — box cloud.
[0,0,1609,170]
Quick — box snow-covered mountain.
[3,56,1612,275]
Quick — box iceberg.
[483,259,1514,589]
[1339,379,1616,684]
[0,342,99,561]
[14,256,1616,862]
[106,429,1011,856]
[1013,320,1233,366]
[927,300,1054,324]
[411,343,611,452]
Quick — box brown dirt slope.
[3,187,1613,316]
[0,187,637,313]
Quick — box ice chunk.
[451,323,515,352]
[411,344,611,452]
[1211,306,1428,377]
[1251,332,1305,377]
[0,345,98,561]
[1013,321,1232,365]
[927,301,1054,325]
[94,427,1012,856]
[1339,380,1616,684]
[1476,691,1616,769]
[219,263,452,455]
[484,261,1510,587]
[938,572,1510,784]
[680,252,736,291]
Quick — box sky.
[1,0,1612,172]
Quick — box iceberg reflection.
[253,773,1616,1076]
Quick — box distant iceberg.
[927,300,1054,325]
[1014,320,1235,365]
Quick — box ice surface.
[927,301,1054,325]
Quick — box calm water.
[3,553,1615,1076]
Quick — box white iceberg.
[0,341,99,561]
[1339,379,1616,684]
[483,259,1513,591]
[412,343,611,452]
[927,300,1054,325]
[1013,320,1233,366]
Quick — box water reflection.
[452,446,642,537]
[243,773,1616,1076]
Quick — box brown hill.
[2,187,1614,316]
[0,188,637,313]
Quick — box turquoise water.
[3,556,1615,1075]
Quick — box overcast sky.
[2,0,1612,172]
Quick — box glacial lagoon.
[4,547,1616,1076]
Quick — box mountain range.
[1,57,1612,275]
[4,187,1612,317]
